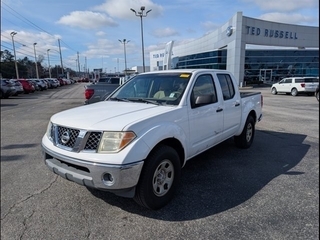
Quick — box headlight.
[98,131,136,153]
[46,121,53,141]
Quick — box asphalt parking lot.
[1,83,319,240]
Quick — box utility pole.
[85,56,87,78]
[33,43,39,79]
[77,52,80,76]
[47,49,51,78]
[58,39,64,76]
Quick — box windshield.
[107,72,191,106]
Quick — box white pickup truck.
[42,69,263,210]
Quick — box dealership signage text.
[245,26,298,39]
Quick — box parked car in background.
[34,79,47,90]
[1,79,17,98]
[10,79,24,95]
[57,78,65,86]
[63,78,71,85]
[84,83,119,104]
[96,77,121,84]
[46,78,59,88]
[43,79,53,89]
[54,79,61,87]
[18,79,35,94]
[28,79,40,91]
[315,85,319,101]
[271,77,319,96]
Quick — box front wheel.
[134,145,181,210]
[271,87,277,95]
[234,115,255,149]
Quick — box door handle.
[216,108,223,112]
[235,102,240,107]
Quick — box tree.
[0,50,15,78]
[1,50,14,62]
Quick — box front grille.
[57,126,80,148]
[52,125,102,152]
[84,132,102,150]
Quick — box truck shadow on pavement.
[87,130,309,220]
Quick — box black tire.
[271,87,277,95]
[291,88,298,96]
[234,115,255,149]
[134,145,181,210]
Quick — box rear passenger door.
[188,74,223,156]
[216,73,241,140]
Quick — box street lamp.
[10,32,19,79]
[119,39,130,76]
[130,6,152,72]
[47,49,51,78]
[33,43,39,79]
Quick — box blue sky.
[1,0,319,74]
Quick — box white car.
[271,77,319,96]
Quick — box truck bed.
[240,91,261,98]
[84,83,119,104]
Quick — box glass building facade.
[172,49,319,83]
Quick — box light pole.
[47,49,51,78]
[119,39,130,76]
[10,32,19,79]
[33,43,39,79]
[130,6,152,73]
[58,39,64,76]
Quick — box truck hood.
[51,101,173,131]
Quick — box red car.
[18,79,35,94]
[57,78,65,86]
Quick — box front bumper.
[42,144,144,196]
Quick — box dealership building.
[149,12,319,86]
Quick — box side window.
[191,74,217,108]
[217,74,235,100]
[285,79,292,83]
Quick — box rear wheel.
[234,115,255,149]
[291,88,298,96]
[271,87,277,95]
[134,145,181,210]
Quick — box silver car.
[10,79,24,95]
[1,79,17,98]
[34,79,48,90]
[46,78,59,88]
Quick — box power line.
[2,1,79,60]
[2,2,54,37]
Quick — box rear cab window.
[217,74,235,100]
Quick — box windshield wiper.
[109,97,131,102]
[132,98,160,105]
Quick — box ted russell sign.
[245,26,298,39]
